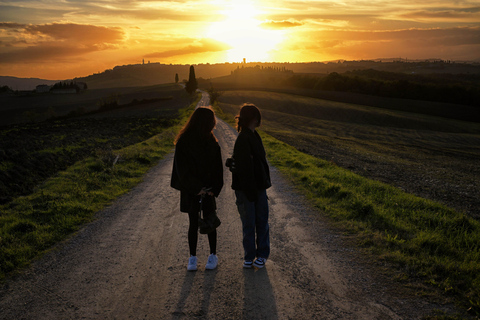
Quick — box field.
[0,84,190,204]
[0,84,185,126]
[216,90,480,314]
[0,85,198,279]
[218,90,480,220]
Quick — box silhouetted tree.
[207,84,222,105]
[185,65,197,95]
[175,73,179,84]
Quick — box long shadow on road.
[243,268,278,319]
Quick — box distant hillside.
[75,60,480,89]
[4,60,479,90]
[0,76,59,91]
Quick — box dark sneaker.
[253,257,266,268]
[243,260,253,268]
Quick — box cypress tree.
[185,65,197,95]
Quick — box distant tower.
[243,58,246,64]
[143,59,145,65]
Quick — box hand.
[198,187,213,196]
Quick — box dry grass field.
[218,90,480,220]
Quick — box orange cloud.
[260,20,303,29]
[144,38,231,58]
[286,27,480,61]
[24,23,124,44]
[0,23,125,63]
[398,7,480,22]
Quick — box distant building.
[76,82,87,90]
[36,84,51,93]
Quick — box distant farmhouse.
[38,81,88,94]
[36,84,51,93]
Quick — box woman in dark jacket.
[231,103,271,269]
[171,107,223,271]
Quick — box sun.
[207,0,284,62]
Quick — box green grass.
[260,131,480,315]
[213,93,480,316]
[0,94,199,281]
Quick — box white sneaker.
[187,256,197,271]
[205,254,218,270]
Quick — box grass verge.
[0,94,199,281]
[259,132,479,316]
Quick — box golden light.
[207,0,284,62]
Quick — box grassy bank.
[0,95,198,281]
[212,97,480,316]
[261,132,479,316]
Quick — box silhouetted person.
[230,103,271,269]
[171,107,223,271]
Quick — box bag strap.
[198,194,204,219]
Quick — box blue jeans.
[235,190,270,261]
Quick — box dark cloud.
[0,5,69,25]
[0,22,27,29]
[0,23,125,63]
[25,23,125,44]
[144,38,231,58]
[260,20,303,29]
[0,45,94,63]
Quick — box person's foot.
[187,256,197,271]
[205,254,218,270]
[243,260,253,269]
[253,257,266,268]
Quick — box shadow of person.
[172,271,197,318]
[243,268,278,319]
[201,269,218,315]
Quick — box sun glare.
[207,0,284,62]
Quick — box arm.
[233,133,257,202]
[211,143,224,197]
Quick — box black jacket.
[171,133,223,212]
[231,129,271,202]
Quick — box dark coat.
[171,133,223,212]
[231,129,271,202]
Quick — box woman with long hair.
[171,107,223,271]
[230,103,271,269]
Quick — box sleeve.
[211,143,224,197]
[172,141,204,195]
[233,133,258,202]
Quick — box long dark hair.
[235,103,261,132]
[175,107,217,144]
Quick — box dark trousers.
[187,195,217,256]
[235,189,270,261]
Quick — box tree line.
[283,69,480,106]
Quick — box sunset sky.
[1,0,479,79]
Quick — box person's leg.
[187,210,199,256]
[255,189,270,259]
[207,229,217,255]
[235,190,256,261]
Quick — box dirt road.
[0,94,456,319]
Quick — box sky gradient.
[1,0,479,79]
